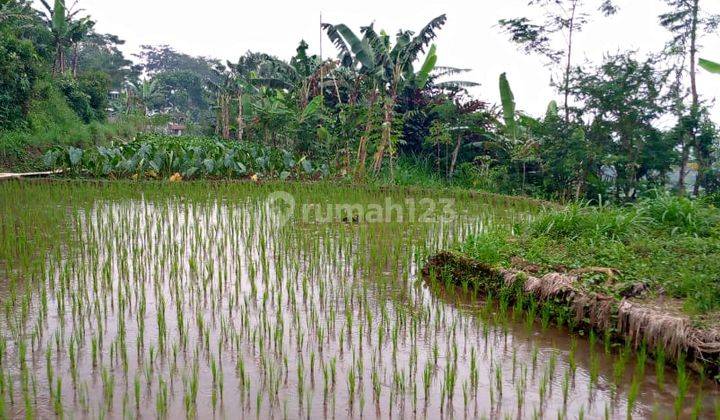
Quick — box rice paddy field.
[0,180,719,419]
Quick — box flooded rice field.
[0,181,718,419]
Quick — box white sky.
[38,0,720,121]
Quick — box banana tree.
[224,49,331,142]
[39,0,94,76]
[207,64,236,140]
[323,15,447,177]
[227,57,262,142]
[126,79,159,115]
[498,72,540,192]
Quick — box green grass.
[460,192,720,314]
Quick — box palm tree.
[323,15,447,176]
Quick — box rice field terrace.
[1,180,719,419]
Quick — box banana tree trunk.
[372,96,395,174]
[72,43,79,78]
[449,135,462,178]
[222,95,230,140]
[355,92,378,180]
[125,90,132,115]
[237,92,244,141]
[53,45,65,76]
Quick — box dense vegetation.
[1,0,719,202]
[43,134,329,180]
[3,1,720,414]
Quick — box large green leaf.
[301,95,324,120]
[334,24,374,69]
[321,23,353,67]
[360,25,390,69]
[415,44,437,89]
[68,147,82,167]
[52,0,67,36]
[499,73,517,137]
[406,15,447,62]
[699,58,720,74]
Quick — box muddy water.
[0,182,718,419]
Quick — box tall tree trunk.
[53,44,64,76]
[125,90,133,115]
[236,92,244,141]
[72,42,79,78]
[222,95,230,140]
[575,165,587,201]
[59,48,66,74]
[372,95,394,174]
[690,0,702,196]
[563,1,578,123]
[448,135,462,178]
[214,96,221,136]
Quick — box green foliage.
[151,70,208,119]
[77,33,137,88]
[499,73,517,137]
[530,203,647,241]
[42,134,329,180]
[699,58,720,74]
[461,194,720,313]
[0,3,718,208]
[78,70,111,120]
[56,75,94,123]
[637,191,720,236]
[0,33,41,130]
[25,79,87,140]
[0,78,142,171]
[415,44,437,89]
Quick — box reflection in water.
[0,182,717,418]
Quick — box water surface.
[0,181,717,418]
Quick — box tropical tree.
[322,15,447,177]
[499,0,617,122]
[76,32,137,88]
[569,53,673,199]
[497,73,541,192]
[38,0,94,76]
[126,78,160,115]
[207,64,235,139]
[659,0,719,194]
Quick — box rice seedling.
[627,376,640,419]
[655,345,666,391]
[0,181,713,418]
[675,354,689,418]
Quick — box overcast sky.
[37,0,720,120]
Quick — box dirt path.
[0,170,62,181]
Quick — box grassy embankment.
[425,192,720,376]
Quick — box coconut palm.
[322,15,447,176]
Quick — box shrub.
[0,33,40,130]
